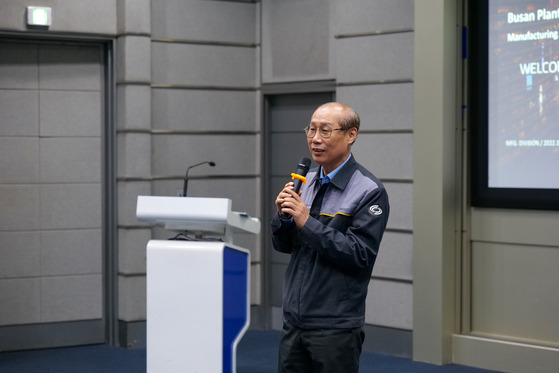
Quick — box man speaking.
[271,102,390,373]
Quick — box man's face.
[307,104,357,175]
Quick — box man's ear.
[347,127,358,145]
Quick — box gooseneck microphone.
[280,157,311,219]
[182,161,216,197]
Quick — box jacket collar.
[308,155,358,190]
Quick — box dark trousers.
[278,321,365,373]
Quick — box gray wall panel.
[117,85,152,130]
[383,182,412,231]
[118,229,151,274]
[0,232,40,278]
[335,0,414,35]
[117,36,151,83]
[152,0,256,44]
[118,181,151,227]
[472,209,559,248]
[39,45,102,91]
[40,91,101,137]
[352,133,413,180]
[40,184,102,230]
[151,134,258,176]
[337,84,414,131]
[374,231,413,281]
[0,43,38,89]
[0,90,39,136]
[41,230,102,276]
[152,43,256,87]
[41,274,103,322]
[118,275,146,321]
[117,0,151,35]
[337,33,414,83]
[0,278,41,324]
[52,1,117,34]
[366,279,413,330]
[117,133,151,177]
[152,89,258,131]
[0,186,40,231]
[471,242,559,345]
[40,138,101,183]
[0,138,39,183]
[261,0,333,82]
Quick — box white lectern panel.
[146,240,250,373]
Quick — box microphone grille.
[299,157,311,169]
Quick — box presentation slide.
[488,0,559,189]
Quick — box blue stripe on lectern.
[222,247,249,373]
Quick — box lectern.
[136,196,261,373]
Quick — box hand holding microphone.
[278,157,311,220]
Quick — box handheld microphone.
[291,157,311,194]
[280,157,311,219]
[182,161,216,197]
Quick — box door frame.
[0,31,118,348]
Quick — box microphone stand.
[182,161,216,197]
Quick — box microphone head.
[209,161,216,167]
[291,157,312,194]
[297,157,311,173]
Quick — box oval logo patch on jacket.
[369,205,383,215]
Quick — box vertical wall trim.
[261,96,272,329]
[413,0,461,365]
[103,38,119,346]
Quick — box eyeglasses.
[304,125,346,138]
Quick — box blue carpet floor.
[0,330,503,373]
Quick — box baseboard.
[453,334,559,373]
[0,320,104,352]
[362,324,412,358]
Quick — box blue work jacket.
[271,156,390,329]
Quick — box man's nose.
[311,131,322,141]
